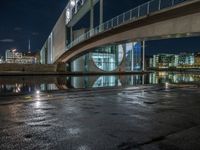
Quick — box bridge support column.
[142,41,145,72]
[90,0,94,29]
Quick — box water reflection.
[0,72,200,95]
[149,72,198,84]
[93,76,121,88]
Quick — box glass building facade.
[125,42,142,71]
[92,45,124,71]
[70,41,143,73]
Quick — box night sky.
[0,0,200,56]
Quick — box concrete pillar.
[90,0,94,29]
[70,26,73,42]
[57,63,67,72]
[142,41,145,71]
[100,0,103,25]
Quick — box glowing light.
[70,0,76,7]
[36,90,40,94]
[35,90,41,99]
[165,82,169,89]
[12,49,16,52]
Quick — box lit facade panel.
[40,43,47,64]
[51,10,66,62]
[125,42,142,71]
[47,33,53,64]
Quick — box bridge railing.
[66,0,188,51]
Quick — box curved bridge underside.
[55,0,200,63]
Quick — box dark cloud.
[14,27,23,31]
[0,39,15,43]
[32,32,39,36]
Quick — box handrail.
[66,0,188,51]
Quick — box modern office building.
[149,53,196,68]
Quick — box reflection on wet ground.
[0,84,200,149]
[1,72,200,95]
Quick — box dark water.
[0,72,200,95]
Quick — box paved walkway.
[0,85,200,150]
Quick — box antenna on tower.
[28,40,31,53]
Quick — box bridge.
[40,0,200,72]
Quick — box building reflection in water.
[149,72,197,84]
[0,72,200,95]
[93,76,122,88]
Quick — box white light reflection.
[35,100,41,108]
[35,90,41,100]
[165,82,169,89]
[36,90,40,94]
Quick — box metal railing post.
[130,10,132,20]
[158,0,161,10]
[147,1,150,14]
[111,19,114,27]
[117,16,119,25]
[172,0,174,6]
[138,6,140,17]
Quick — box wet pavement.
[0,85,200,150]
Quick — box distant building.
[150,54,178,68]
[149,53,196,68]
[0,56,3,64]
[5,49,38,64]
[178,53,194,66]
[5,49,23,63]
[195,53,200,66]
